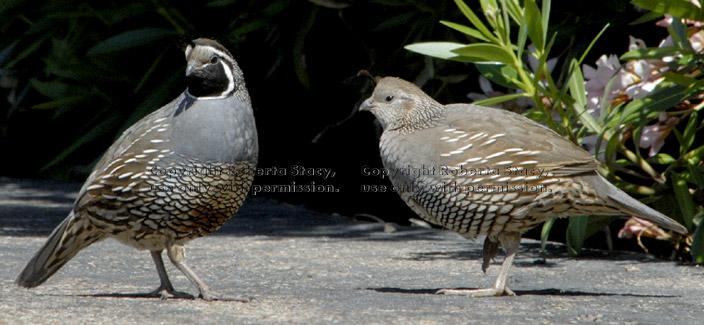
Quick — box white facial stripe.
[202,46,236,67]
[191,45,237,99]
[184,44,193,59]
[220,60,235,96]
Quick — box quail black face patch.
[187,61,231,97]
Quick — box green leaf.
[604,127,621,164]
[568,61,603,134]
[691,219,704,264]
[472,93,529,106]
[293,7,318,89]
[681,110,698,154]
[613,84,687,127]
[648,153,676,165]
[516,8,529,60]
[668,16,696,53]
[405,42,476,62]
[504,0,525,25]
[630,11,666,25]
[540,217,556,252]
[524,0,544,50]
[87,28,177,55]
[541,0,551,36]
[451,43,514,64]
[31,96,85,110]
[663,71,697,87]
[584,216,619,239]
[479,0,500,30]
[0,40,18,67]
[29,79,70,99]
[6,35,49,67]
[632,0,703,21]
[620,47,681,60]
[439,20,490,42]
[687,161,704,189]
[672,173,695,229]
[566,215,588,256]
[567,62,587,109]
[453,0,496,42]
[475,63,521,89]
[373,11,417,31]
[229,19,271,37]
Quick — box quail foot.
[16,38,258,301]
[360,76,687,297]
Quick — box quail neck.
[184,38,246,100]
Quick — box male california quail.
[16,38,258,301]
[360,76,687,297]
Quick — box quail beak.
[186,62,197,76]
[359,98,375,112]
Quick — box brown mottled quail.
[360,76,687,297]
[16,38,258,301]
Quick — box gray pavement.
[1,177,703,324]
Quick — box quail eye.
[385,95,394,102]
[209,56,219,64]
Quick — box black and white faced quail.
[16,38,258,301]
[360,76,686,297]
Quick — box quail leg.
[167,244,250,302]
[437,232,520,297]
[149,250,179,299]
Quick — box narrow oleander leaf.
[453,0,496,42]
[620,47,681,60]
[475,63,521,89]
[87,28,177,55]
[687,161,704,189]
[663,71,697,87]
[524,0,544,50]
[632,0,703,21]
[439,21,490,41]
[680,110,698,154]
[613,84,687,127]
[668,17,696,53]
[672,174,695,230]
[451,43,514,64]
[540,217,556,252]
[472,93,528,106]
[648,153,676,165]
[405,42,476,62]
[568,61,603,134]
[691,220,704,264]
[31,96,85,110]
[567,215,588,256]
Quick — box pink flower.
[639,112,677,157]
[618,216,671,241]
[620,36,667,100]
[583,54,621,117]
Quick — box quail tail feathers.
[585,174,687,234]
[16,213,103,288]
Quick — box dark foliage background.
[0,0,672,251]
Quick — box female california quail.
[16,38,258,301]
[360,76,687,297]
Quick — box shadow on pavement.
[367,287,679,298]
